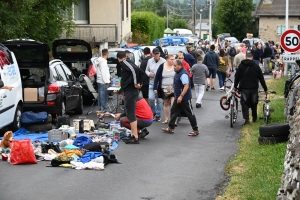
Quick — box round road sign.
[280,29,300,53]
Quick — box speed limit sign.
[280,29,300,53]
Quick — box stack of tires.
[258,123,290,144]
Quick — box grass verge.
[216,76,288,200]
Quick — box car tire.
[258,136,289,145]
[8,105,22,132]
[259,123,290,137]
[25,123,53,132]
[74,95,83,114]
[48,114,53,123]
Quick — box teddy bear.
[0,131,13,149]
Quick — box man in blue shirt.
[162,59,199,136]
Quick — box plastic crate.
[48,129,68,142]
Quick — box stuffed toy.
[0,131,13,149]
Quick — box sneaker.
[122,136,132,141]
[242,119,250,126]
[211,87,215,91]
[155,116,161,122]
[206,84,210,91]
[219,87,224,91]
[139,128,149,138]
[252,116,257,122]
[125,137,139,144]
[196,103,200,108]
[199,103,202,108]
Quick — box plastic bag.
[87,64,97,77]
[10,139,37,165]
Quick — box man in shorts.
[115,89,153,139]
[117,51,143,144]
[203,44,220,91]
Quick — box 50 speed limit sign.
[280,29,300,53]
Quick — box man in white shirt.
[96,49,111,112]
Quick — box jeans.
[194,84,205,104]
[263,57,271,73]
[148,84,163,117]
[216,71,226,88]
[97,83,108,112]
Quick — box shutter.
[282,25,286,33]
[277,25,281,35]
[294,25,298,30]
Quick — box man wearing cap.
[145,48,166,121]
[234,50,268,126]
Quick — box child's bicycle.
[259,90,275,124]
[220,78,241,128]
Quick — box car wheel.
[259,123,290,137]
[75,95,83,114]
[25,123,53,132]
[258,136,289,145]
[8,105,22,132]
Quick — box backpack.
[229,47,236,57]
[220,57,226,66]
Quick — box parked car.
[107,48,144,70]
[163,46,188,56]
[3,39,83,117]
[0,43,23,131]
[242,38,265,47]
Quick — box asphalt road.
[0,74,272,200]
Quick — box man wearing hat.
[145,48,166,121]
[234,50,268,126]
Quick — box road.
[0,74,272,200]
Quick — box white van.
[0,44,23,131]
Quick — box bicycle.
[259,90,275,124]
[220,79,241,127]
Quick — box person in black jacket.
[253,44,262,65]
[117,51,143,144]
[140,47,152,102]
[234,51,268,126]
[263,43,273,74]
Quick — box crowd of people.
[93,37,275,143]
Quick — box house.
[255,0,300,42]
[195,21,210,40]
[60,0,132,48]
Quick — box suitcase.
[56,115,70,129]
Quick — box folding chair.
[81,75,116,115]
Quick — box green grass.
[216,76,288,200]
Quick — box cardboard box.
[38,96,45,102]
[24,88,38,102]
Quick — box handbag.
[10,140,37,165]
[163,85,174,98]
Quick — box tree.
[132,0,165,17]
[214,0,255,41]
[0,0,78,45]
[169,18,189,30]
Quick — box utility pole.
[284,0,289,76]
[192,0,196,34]
[209,0,212,41]
[166,6,169,28]
[199,9,203,39]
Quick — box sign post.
[280,29,300,75]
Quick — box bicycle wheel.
[234,98,238,123]
[263,104,270,124]
[230,99,234,128]
[220,96,230,111]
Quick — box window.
[61,64,75,81]
[74,0,89,24]
[126,0,129,18]
[279,16,285,19]
[54,65,67,81]
[121,0,124,21]
[277,25,286,35]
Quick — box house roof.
[256,0,300,16]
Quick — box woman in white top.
[153,54,176,124]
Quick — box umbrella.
[164,28,176,34]
[152,36,189,46]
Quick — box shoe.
[219,86,224,91]
[196,103,200,108]
[125,137,139,144]
[242,119,250,126]
[199,103,201,108]
[206,84,210,91]
[139,128,149,138]
[155,116,161,122]
[252,116,257,122]
[122,136,132,141]
[211,87,215,91]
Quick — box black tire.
[230,102,234,128]
[25,123,53,132]
[220,96,230,111]
[258,136,288,145]
[74,95,83,114]
[259,123,290,137]
[8,105,22,132]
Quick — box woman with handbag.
[153,54,175,124]
[217,49,228,91]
